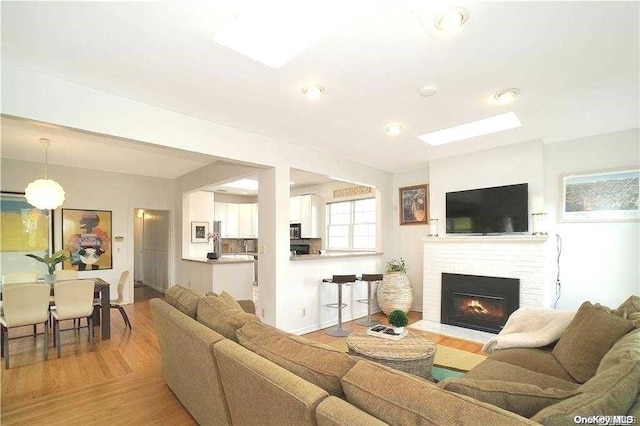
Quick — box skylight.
[222,179,259,191]
[214,2,348,69]
[417,112,522,146]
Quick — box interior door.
[141,209,169,292]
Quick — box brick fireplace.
[421,235,550,325]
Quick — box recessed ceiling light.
[435,7,469,32]
[417,112,521,146]
[302,84,324,100]
[494,88,520,104]
[385,124,404,136]
[419,85,438,97]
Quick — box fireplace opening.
[441,273,519,334]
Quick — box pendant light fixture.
[25,138,65,210]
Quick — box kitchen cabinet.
[289,196,301,223]
[214,201,257,238]
[290,194,318,238]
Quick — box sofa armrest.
[316,396,388,426]
[237,299,255,314]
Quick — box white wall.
[429,139,546,225]
[544,128,640,309]
[1,158,174,302]
[392,166,430,311]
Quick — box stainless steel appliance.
[290,223,301,239]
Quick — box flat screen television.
[446,183,528,234]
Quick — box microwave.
[290,223,301,239]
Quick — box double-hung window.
[327,198,376,250]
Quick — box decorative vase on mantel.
[377,258,413,314]
[44,274,56,285]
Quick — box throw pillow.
[594,303,627,319]
[236,321,357,398]
[164,285,206,318]
[438,378,578,418]
[196,296,260,342]
[552,302,634,383]
[617,296,640,315]
[219,291,244,311]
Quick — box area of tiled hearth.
[420,235,550,339]
[410,320,494,344]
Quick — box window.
[327,198,376,250]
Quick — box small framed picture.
[399,184,429,226]
[191,221,209,243]
[560,168,639,222]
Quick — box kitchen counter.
[290,252,383,261]
[181,256,254,264]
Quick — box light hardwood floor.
[1,300,482,424]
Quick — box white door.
[139,209,170,293]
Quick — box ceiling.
[1,1,639,175]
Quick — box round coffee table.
[346,331,437,380]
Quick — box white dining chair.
[0,283,52,368]
[2,272,38,284]
[52,280,96,357]
[54,270,78,281]
[93,271,132,330]
[2,272,40,334]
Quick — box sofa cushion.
[196,296,260,342]
[438,378,578,418]
[164,285,206,318]
[594,303,627,318]
[552,301,634,383]
[487,346,575,382]
[236,321,357,398]
[532,360,640,423]
[341,361,538,425]
[464,359,580,391]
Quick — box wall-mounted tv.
[446,183,528,235]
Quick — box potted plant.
[25,250,68,284]
[388,309,409,334]
[376,257,413,314]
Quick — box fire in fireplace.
[441,273,519,334]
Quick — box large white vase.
[376,272,413,314]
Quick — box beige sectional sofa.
[150,286,639,425]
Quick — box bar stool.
[356,274,383,327]
[325,274,356,337]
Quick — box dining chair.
[2,272,38,284]
[2,272,40,335]
[0,283,52,368]
[54,270,78,281]
[94,271,132,330]
[51,280,95,358]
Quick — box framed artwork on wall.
[191,221,209,243]
[0,191,54,275]
[399,184,429,226]
[62,209,113,270]
[560,168,639,222]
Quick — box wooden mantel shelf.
[420,235,549,243]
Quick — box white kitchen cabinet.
[251,203,258,237]
[214,202,228,237]
[214,201,257,238]
[300,194,318,237]
[238,203,253,238]
[290,194,318,237]
[290,196,301,223]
